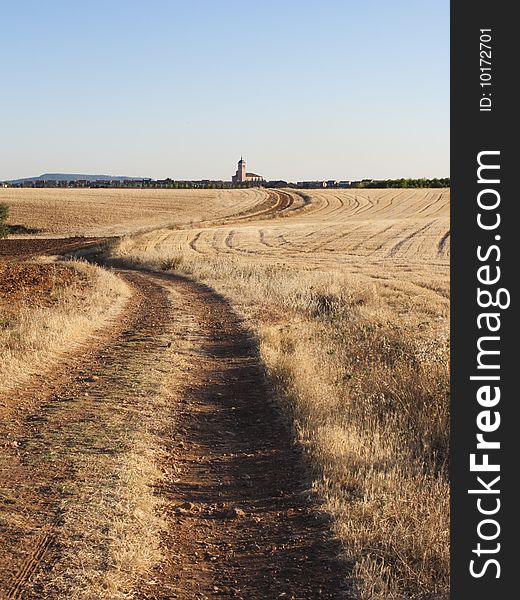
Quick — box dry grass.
[0,258,130,396]
[31,278,202,599]
[107,187,450,599]
[0,187,269,237]
[41,358,176,599]
[0,261,181,598]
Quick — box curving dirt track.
[1,187,451,597]
[0,237,348,598]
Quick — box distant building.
[231,157,264,184]
[296,181,328,189]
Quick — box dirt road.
[0,244,348,598]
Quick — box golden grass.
[0,258,130,396]
[44,376,173,599]
[0,187,269,237]
[29,279,199,599]
[0,263,181,598]
[121,188,449,315]
[107,187,450,599]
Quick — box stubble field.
[0,187,271,236]
[110,187,450,599]
[1,187,450,599]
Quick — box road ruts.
[0,269,174,598]
[137,270,350,599]
[0,255,349,599]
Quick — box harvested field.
[0,188,271,237]
[110,187,450,599]
[116,188,450,318]
[1,187,450,599]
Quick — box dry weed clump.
[109,237,449,599]
[0,259,130,395]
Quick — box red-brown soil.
[0,237,106,259]
[0,262,88,306]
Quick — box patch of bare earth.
[0,237,107,259]
[0,261,86,304]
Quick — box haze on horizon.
[1,0,449,182]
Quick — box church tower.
[238,157,246,182]
[232,156,263,184]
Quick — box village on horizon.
[1,157,450,190]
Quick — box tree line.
[352,177,450,189]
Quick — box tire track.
[135,270,349,599]
[437,229,451,258]
[211,190,297,226]
[388,220,437,258]
[188,230,204,253]
[0,243,349,599]
[0,269,174,598]
[6,520,59,600]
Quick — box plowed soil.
[0,237,106,259]
[0,262,87,305]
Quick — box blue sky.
[1,0,449,181]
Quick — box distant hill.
[8,173,149,184]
